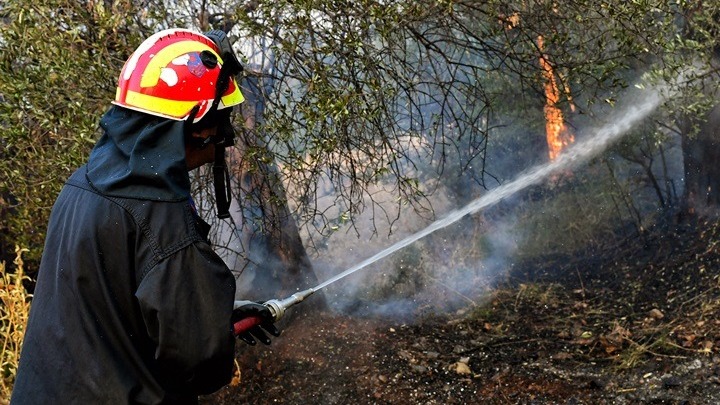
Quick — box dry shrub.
[0,246,32,404]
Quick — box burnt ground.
[202,220,720,404]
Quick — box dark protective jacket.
[11,106,237,404]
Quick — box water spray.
[233,88,664,336]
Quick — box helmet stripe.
[122,90,203,120]
[122,28,197,81]
[140,41,220,88]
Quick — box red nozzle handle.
[233,316,264,336]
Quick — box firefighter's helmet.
[113,28,244,123]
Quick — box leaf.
[452,362,472,375]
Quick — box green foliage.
[0,1,159,263]
[230,0,720,236]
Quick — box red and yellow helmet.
[113,28,244,122]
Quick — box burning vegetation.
[537,35,575,161]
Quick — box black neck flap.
[204,29,244,218]
[213,145,233,219]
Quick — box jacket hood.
[86,105,191,201]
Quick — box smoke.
[310,186,522,320]
[299,139,516,318]
[305,84,667,321]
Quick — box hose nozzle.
[264,288,315,322]
[232,288,315,336]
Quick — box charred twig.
[457,338,543,356]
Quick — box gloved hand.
[232,300,281,345]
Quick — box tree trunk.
[680,102,720,218]
[229,73,326,311]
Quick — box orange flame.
[537,35,574,161]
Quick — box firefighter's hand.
[232,300,281,346]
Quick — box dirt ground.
[202,220,720,404]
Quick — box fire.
[537,35,574,161]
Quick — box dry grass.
[0,246,32,404]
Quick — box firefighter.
[11,28,278,404]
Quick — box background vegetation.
[2,1,720,270]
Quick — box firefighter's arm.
[135,242,236,395]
